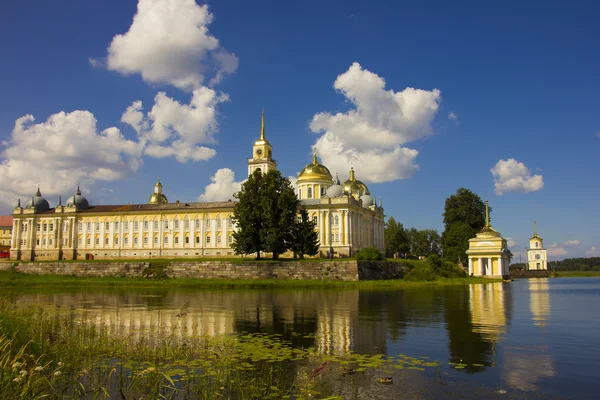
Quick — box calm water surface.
[8,278,600,399]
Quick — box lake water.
[8,278,600,399]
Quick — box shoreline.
[0,270,500,290]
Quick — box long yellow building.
[10,112,385,261]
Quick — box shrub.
[355,247,384,261]
[142,264,169,279]
[427,255,466,278]
[403,265,436,281]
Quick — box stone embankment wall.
[0,260,406,281]
[510,269,551,278]
[0,262,149,277]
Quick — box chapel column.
[468,258,473,275]
[478,258,483,275]
[488,258,492,275]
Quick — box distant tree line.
[510,258,600,271]
[384,217,441,259]
[510,257,600,271]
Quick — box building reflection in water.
[469,283,509,340]
[16,289,393,356]
[503,278,554,391]
[444,282,511,371]
[529,279,550,327]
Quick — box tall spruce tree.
[291,207,320,259]
[231,169,299,259]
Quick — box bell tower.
[248,109,276,176]
[527,221,548,270]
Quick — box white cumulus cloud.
[448,112,458,121]
[310,62,441,183]
[585,246,599,255]
[0,111,143,208]
[547,243,568,257]
[491,158,544,195]
[562,240,580,246]
[198,168,244,202]
[122,88,228,162]
[104,0,238,91]
[506,238,517,248]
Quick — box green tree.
[442,188,488,231]
[231,170,265,258]
[232,170,299,259]
[291,207,320,259]
[442,222,474,264]
[259,170,299,259]
[407,228,441,258]
[384,217,410,257]
[442,188,488,263]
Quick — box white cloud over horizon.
[0,87,229,208]
[548,243,568,257]
[0,111,143,207]
[562,240,580,246]
[491,158,544,195]
[102,0,238,91]
[310,62,441,183]
[585,246,599,255]
[198,168,244,202]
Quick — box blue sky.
[1,0,598,260]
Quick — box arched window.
[535,242,539,248]
[308,187,313,199]
[321,187,326,197]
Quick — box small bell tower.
[248,109,276,176]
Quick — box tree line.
[385,188,490,263]
[510,257,600,271]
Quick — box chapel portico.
[465,201,510,279]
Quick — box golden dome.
[298,152,333,182]
[148,178,168,204]
[343,167,369,197]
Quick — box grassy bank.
[0,270,499,290]
[552,270,600,278]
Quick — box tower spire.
[260,108,265,141]
[312,149,317,164]
[485,200,490,228]
[534,220,537,235]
